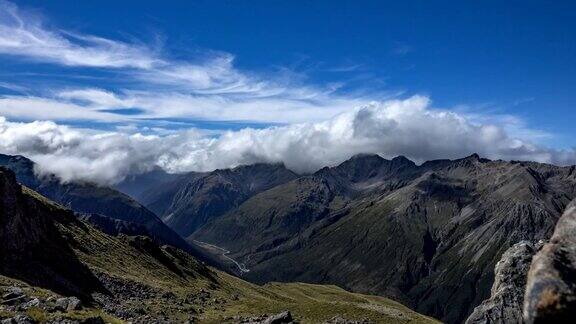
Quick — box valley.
[192,240,251,274]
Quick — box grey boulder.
[523,200,576,323]
[466,241,538,324]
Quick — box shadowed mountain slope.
[0,167,105,299]
[0,154,197,256]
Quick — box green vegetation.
[58,219,440,323]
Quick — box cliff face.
[524,200,576,323]
[0,167,104,299]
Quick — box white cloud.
[51,88,366,124]
[0,1,309,95]
[0,95,125,121]
[0,96,573,185]
[0,1,159,68]
[0,1,366,125]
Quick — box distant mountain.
[190,154,576,323]
[0,166,438,323]
[135,163,298,238]
[114,168,183,202]
[132,170,204,217]
[0,154,196,255]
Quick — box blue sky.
[0,0,574,183]
[4,0,575,144]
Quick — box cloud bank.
[0,96,573,185]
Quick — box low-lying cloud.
[0,96,573,185]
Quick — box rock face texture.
[186,154,576,323]
[0,167,104,299]
[465,241,539,324]
[524,200,576,323]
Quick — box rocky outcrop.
[231,311,295,324]
[465,241,541,324]
[323,316,372,323]
[0,282,105,324]
[523,200,576,323]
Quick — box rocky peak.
[467,153,481,160]
[391,155,416,166]
[332,154,387,182]
[347,153,385,162]
[449,153,490,169]
[0,155,38,187]
[0,166,18,195]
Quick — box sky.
[0,0,575,184]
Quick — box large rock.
[55,297,82,311]
[237,311,295,324]
[523,200,576,323]
[262,311,293,324]
[1,314,34,324]
[465,241,538,324]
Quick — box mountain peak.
[341,153,385,165]
[338,153,386,169]
[231,162,288,172]
[391,155,416,166]
[349,153,384,160]
[459,153,490,164]
[466,153,481,160]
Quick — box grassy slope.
[60,217,440,323]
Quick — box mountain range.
[127,153,576,323]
